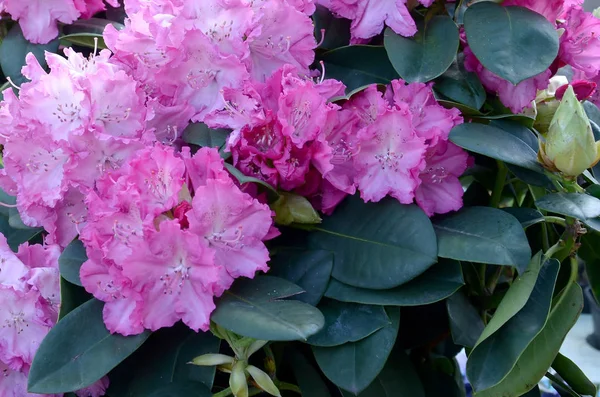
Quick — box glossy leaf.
[0,214,43,251]
[312,308,400,394]
[60,33,107,49]
[28,299,151,393]
[340,350,425,397]
[320,45,399,92]
[475,282,583,397]
[224,163,279,198]
[449,123,545,173]
[464,2,559,84]
[211,276,324,341]
[446,289,485,348]
[58,278,92,320]
[383,15,459,83]
[579,232,600,302]
[535,193,600,221]
[434,56,486,110]
[182,122,230,149]
[468,256,559,391]
[313,5,351,50]
[288,348,332,397]
[59,239,87,286]
[268,249,333,306]
[552,353,597,396]
[309,196,437,289]
[324,259,464,306]
[308,300,390,347]
[61,18,124,35]
[501,208,545,228]
[0,24,59,85]
[434,207,532,273]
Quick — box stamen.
[6,77,21,91]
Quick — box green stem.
[543,216,567,227]
[490,161,508,208]
[543,241,564,262]
[485,266,503,294]
[275,381,302,394]
[263,344,276,379]
[212,388,233,397]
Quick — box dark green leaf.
[579,232,600,302]
[0,24,59,86]
[308,300,390,347]
[223,162,279,198]
[62,18,125,35]
[434,207,532,273]
[0,214,43,251]
[59,239,87,286]
[552,353,597,396]
[28,299,151,393]
[535,193,600,221]
[340,350,425,397]
[464,3,559,84]
[313,5,351,50]
[324,259,464,306]
[144,381,211,397]
[475,282,583,397]
[449,123,544,173]
[107,324,220,396]
[446,288,484,348]
[182,122,230,149]
[383,15,459,83]
[268,249,333,306]
[212,276,324,341]
[467,256,559,391]
[434,55,486,110]
[501,208,545,228]
[60,33,107,50]
[489,119,538,150]
[320,45,399,93]
[58,277,92,320]
[312,308,400,394]
[288,348,332,397]
[309,196,437,289]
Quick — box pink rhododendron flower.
[502,0,579,24]
[415,140,471,216]
[559,6,600,79]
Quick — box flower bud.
[246,365,281,397]
[230,361,249,397]
[189,354,234,366]
[538,85,600,177]
[555,81,597,101]
[272,192,321,226]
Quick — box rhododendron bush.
[2,0,600,396]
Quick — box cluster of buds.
[190,323,281,397]
[538,85,600,177]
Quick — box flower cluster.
[0,236,108,396]
[0,0,119,43]
[79,144,274,335]
[463,0,600,113]
[0,47,150,247]
[103,0,317,142]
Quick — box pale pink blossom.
[559,6,600,79]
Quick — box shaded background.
[586,0,600,10]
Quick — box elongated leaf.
[313,308,400,394]
[268,249,333,306]
[59,239,87,286]
[61,18,125,35]
[475,282,583,397]
[579,232,600,302]
[434,56,486,110]
[288,348,332,397]
[324,259,463,306]
[319,45,399,92]
[501,208,545,228]
[535,193,600,220]
[28,299,151,393]
[182,122,230,149]
[58,278,92,320]
[313,5,351,50]
[552,353,597,396]
[464,3,559,84]
[468,257,559,391]
[340,350,425,397]
[308,300,390,347]
[309,196,437,289]
[0,214,43,251]
[60,33,107,49]
[384,15,459,83]
[446,289,484,348]
[145,381,211,397]
[449,123,545,173]
[224,163,279,197]
[211,276,324,341]
[0,25,59,86]
[434,207,532,273]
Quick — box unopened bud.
[555,81,596,101]
[246,365,281,397]
[230,361,249,397]
[538,85,600,177]
[189,354,234,366]
[272,192,321,226]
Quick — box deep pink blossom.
[559,6,600,79]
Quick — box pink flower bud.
[555,81,597,101]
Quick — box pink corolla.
[354,107,426,203]
[559,6,600,79]
[502,0,581,24]
[80,144,275,335]
[415,140,471,216]
[0,0,118,44]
